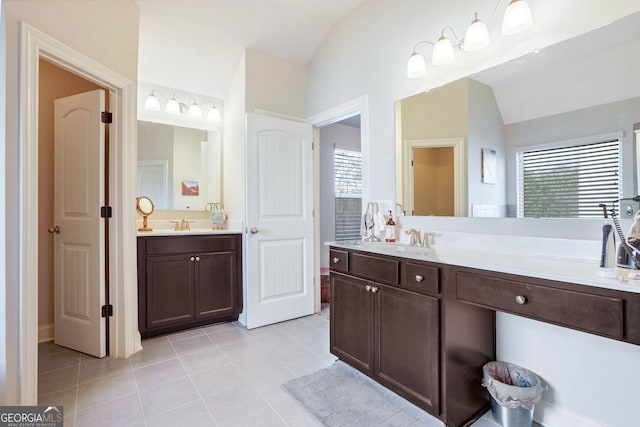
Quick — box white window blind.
[517,138,621,218]
[334,148,362,240]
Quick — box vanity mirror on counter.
[136,195,154,231]
[395,11,640,218]
[137,120,222,212]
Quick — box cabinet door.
[375,284,440,414]
[330,272,374,376]
[195,251,238,320]
[146,254,195,328]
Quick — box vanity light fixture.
[143,89,220,122]
[407,0,533,78]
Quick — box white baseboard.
[535,400,606,427]
[38,324,54,343]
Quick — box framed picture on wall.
[182,180,199,196]
[482,148,497,184]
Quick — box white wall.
[0,0,7,405]
[307,0,640,205]
[467,79,507,215]
[319,123,361,268]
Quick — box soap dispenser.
[385,211,396,242]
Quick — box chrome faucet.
[405,228,421,246]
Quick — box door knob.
[249,226,259,234]
[47,225,61,234]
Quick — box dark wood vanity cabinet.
[138,234,242,338]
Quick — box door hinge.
[100,206,112,218]
[411,160,414,167]
[101,111,113,124]
[101,304,113,318]
[311,142,314,150]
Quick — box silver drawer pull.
[515,295,527,305]
[332,257,341,264]
[195,256,200,262]
[190,256,195,262]
[415,274,425,282]
[365,285,372,292]
[371,286,379,293]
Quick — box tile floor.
[38,314,507,427]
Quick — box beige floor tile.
[190,363,250,398]
[38,365,79,397]
[170,334,216,356]
[74,392,143,427]
[133,357,187,390]
[129,338,177,368]
[145,400,215,427]
[178,345,231,375]
[39,386,78,416]
[167,327,206,343]
[39,350,82,374]
[78,356,132,384]
[207,328,253,346]
[76,371,137,411]
[139,376,199,418]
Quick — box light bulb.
[188,102,202,119]
[503,0,533,35]
[165,95,180,114]
[432,36,455,66]
[464,13,490,52]
[207,105,221,122]
[407,52,427,78]
[144,92,160,111]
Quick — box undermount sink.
[363,242,437,258]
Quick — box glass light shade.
[144,93,160,111]
[464,14,490,52]
[207,106,221,122]
[407,52,427,78]
[165,96,180,114]
[432,36,455,66]
[188,103,202,119]
[503,0,533,35]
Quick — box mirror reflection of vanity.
[396,11,640,218]
[137,120,222,211]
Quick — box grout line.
[130,356,149,427]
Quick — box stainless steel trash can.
[490,394,534,427]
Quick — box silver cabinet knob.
[249,226,259,234]
[190,256,195,262]
[47,225,61,234]
[415,274,424,282]
[332,257,340,264]
[365,285,372,292]
[515,295,527,305]
[195,256,200,262]
[371,286,379,293]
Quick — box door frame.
[402,138,467,217]
[307,95,370,312]
[19,23,140,403]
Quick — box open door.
[52,89,107,357]
[245,113,314,329]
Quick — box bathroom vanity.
[137,233,242,338]
[329,242,640,427]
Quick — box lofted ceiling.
[135,0,366,99]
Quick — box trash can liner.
[482,361,546,410]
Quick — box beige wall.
[245,48,307,119]
[38,60,103,328]
[413,147,454,216]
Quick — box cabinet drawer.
[403,262,439,295]
[351,252,399,284]
[329,249,349,272]
[456,272,624,340]
[144,235,238,255]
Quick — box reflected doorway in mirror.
[481,148,497,184]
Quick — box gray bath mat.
[282,361,443,427]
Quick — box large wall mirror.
[137,121,222,211]
[396,11,640,217]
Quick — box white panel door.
[246,113,314,329]
[137,160,169,209]
[53,89,106,357]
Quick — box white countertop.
[329,240,640,294]
[137,228,242,237]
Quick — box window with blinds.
[334,148,362,240]
[517,138,621,218]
